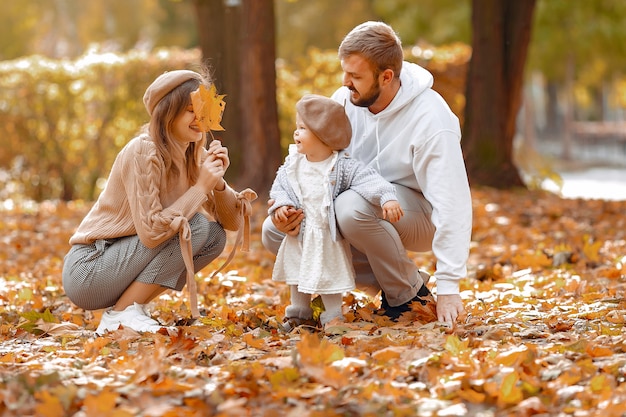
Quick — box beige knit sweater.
[69,134,248,317]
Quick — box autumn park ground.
[1,185,626,417]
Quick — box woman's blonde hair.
[148,69,213,185]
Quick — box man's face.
[341,54,381,108]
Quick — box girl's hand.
[382,200,404,223]
[271,204,304,236]
[207,140,230,171]
[273,206,293,222]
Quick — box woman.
[63,69,251,335]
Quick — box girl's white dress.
[272,154,355,294]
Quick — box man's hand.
[268,200,304,237]
[436,294,465,324]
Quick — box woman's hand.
[197,153,226,193]
[207,140,230,171]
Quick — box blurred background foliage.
[0,0,624,202]
[0,48,200,202]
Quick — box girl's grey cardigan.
[268,148,398,242]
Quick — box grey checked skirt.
[62,213,226,310]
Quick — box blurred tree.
[527,0,626,158]
[371,0,471,46]
[0,0,196,59]
[0,1,44,60]
[463,0,536,188]
[275,0,470,65]
[193,0,242,164]
[237,0,282,196]
[194,0,281,198]
[0,49,200,201]
[275,0,378,64]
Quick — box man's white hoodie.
[331,61,472,295]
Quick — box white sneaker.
[95,303,166,335]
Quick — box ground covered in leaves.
[1,187,626,416]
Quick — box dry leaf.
[190,84,226,132]
[4,187,626,416]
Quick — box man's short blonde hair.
[338,21,403,78]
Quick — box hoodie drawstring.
[375,120,382,174]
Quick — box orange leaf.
[34,391,65,417]
[457,388,486,403]
[371,346,404,362]
[297,332,344,367]
[606,310,626,324]
[585,343,613,357]
[190,84,226,132]
[243,332,266,349]
[296,333,346,389]
[83,388,132,417]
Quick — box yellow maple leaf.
[582,234,602,263]
[498,371,524,406]
[190,84,226,132]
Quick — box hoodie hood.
[331,61,436,173]
[330,60,460,182]
[377,61,434,119]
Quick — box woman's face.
[172,103,203,144]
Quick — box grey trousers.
[262,184,435,307]
[63,213,226,310]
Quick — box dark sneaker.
[381,284,436,321]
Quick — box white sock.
[320,293,344,325]
[285,285,313,319]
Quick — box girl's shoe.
[280,316,320,333]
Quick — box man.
[262,21,472,324]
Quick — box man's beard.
[349,80,381,108]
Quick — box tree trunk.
[463,0,536,188]
[193,0,243,179]
[236,0,281,198]
[194,0,281,198]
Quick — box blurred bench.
[571,122,626,158]
[571,121,626,142]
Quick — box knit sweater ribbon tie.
[170,215,200,318]
[210,188,258,279]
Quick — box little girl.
[269,94,403,328]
